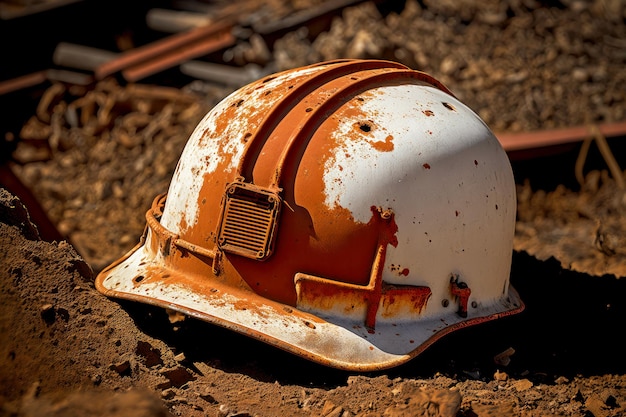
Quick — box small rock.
[109,360,131,376]
[321,401,343,417]
[217,404,231,417]
[494,347,515,366]
[494,370,508,381]
[440,56,460,75]
[161,388,176,400]
[136,340,163,368]
[555,376,569,385]
[512,379,533,392]
[40,304,55,325]
[383,386,460,417]
[471,401,516,416]
[159,367,195,389]
[585,395,609,417]
[572,67,589,82]
[199,391,218,404]
[91,373,102,385]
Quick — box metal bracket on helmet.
[295,208,432,331]
[145,194,220,264]
[450,275,472,318]
[216,181,282,261]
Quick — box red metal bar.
[94,21,234,80]
[497,121,626,152]
[0,71,47,96]
[122,29,236,82]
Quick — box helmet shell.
[96,59,523,371]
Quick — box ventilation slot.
[217,183,281,260]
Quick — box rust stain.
[423,163,431,169]
[371,134,395,152]
[369,206,398,248]
[178,215,188,235]
[231,299,273,320]
[423,109,434,116]
[390,264,410,276]
[296,281,369,312]
[380,285,431,318]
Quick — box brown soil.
[2,1,626,416]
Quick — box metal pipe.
[53,42,118,71]
[121,29,236,82]
[179,61,266,86]
[0,71,47,96]
[497,121,626,152]
[146,8,211,33]
[94,21,234,80]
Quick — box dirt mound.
[3,186,626,415]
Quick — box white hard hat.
[96,59,524,371]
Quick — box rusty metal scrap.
[84,0,362,82]
[496,121,626,153]
[9,78,218,270]
[574,124,624,190]
[0,71,47,96]
[179,61,269,87]
[18,79,213,149]
[122,29,236,82]
[94,21,236,82]
[0,69,93,97]
[251,0,365,35]
[53,42,118,72]
[145,8,212,33]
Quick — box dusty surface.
[2,1,626,416]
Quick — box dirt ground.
[1,1,626,416]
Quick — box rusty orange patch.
[371,134,395,152]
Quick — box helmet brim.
[96,235,524,372]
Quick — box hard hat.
[96,59,524,371]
